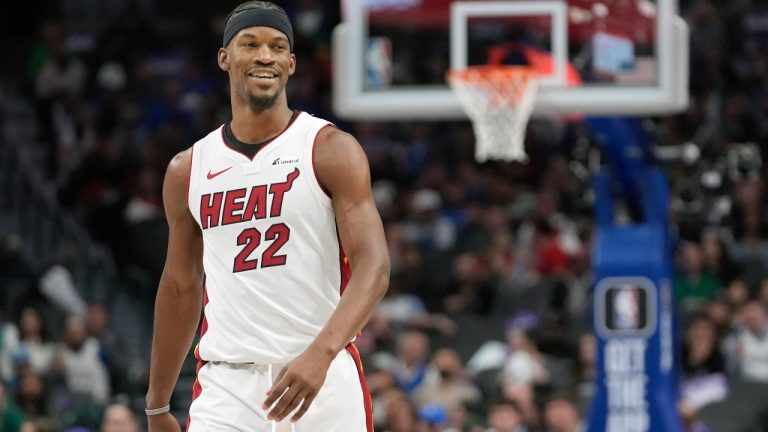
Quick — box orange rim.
[447,66,537,106]
[446,65,536,84]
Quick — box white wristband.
[145,405,171,416]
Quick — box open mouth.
[247,71,278,81]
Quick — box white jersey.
[187,112,349,364]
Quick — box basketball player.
[144,2,390,431]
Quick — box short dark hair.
[488,397,522,415]
[225,1,289,27]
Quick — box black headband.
[223,8,294,50]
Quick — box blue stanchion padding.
[586,117,683,432]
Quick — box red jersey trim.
[186,356,207,432]
[187,282,210,431]
[311,123,335,198]
[339,244,352,296]
[186,145,194,210]
[346,343,374,432]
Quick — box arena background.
[1,0,768,431]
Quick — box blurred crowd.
[1,0,768,430]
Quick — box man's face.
[743,304,767,335]
[544,399,580,432]
[219,26,295,111]
[102,405,139,432]
[488,405,522,432]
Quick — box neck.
[230,96,293,144]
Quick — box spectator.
[16,369,48,419]
[100,403,139,432]
[0,310,20,383]
[725,302,768,382]
[674,241,721,315]
[402,188,457,252]
[679,401,713,432]
[413,348,482,413]
[724,279,750,314]
[375,280,457,337]
[533,218,570,278]
[382,389,419,432]
[85,304,129,395]
[444,402,478,432]
[367,353,400,429]
[574,333,597,408]
[443,253,496,315]
[32,21,88,178]
[502,383,539,431]
[682,315,725,378]
[418,402,449,432]
[0,380,24,432]
[15,308,55,377]
[485,399,527,432]
[501,329,549,387]
[53,317,110,403]
[392,331,431,396]
[543,395,584,432]
[704,299,733,339]
[701,229,740,285]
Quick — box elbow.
[373,256,390,301]
[160,271,203,298]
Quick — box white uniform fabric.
[188,112,342,364]
[186,113,372,432]
[187,347,368,432]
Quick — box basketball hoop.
[446,66,538,163]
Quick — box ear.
[218,47,230,72]
[288,53,296,76]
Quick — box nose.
[253,44,275,64]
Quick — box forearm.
[310,259,389,357]
[146,279,203,407]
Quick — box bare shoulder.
[163,147,194,213]
[314,126,369,184]
[166,147,194,180]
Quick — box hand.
[263,346,334,423]
[147,412,181,432]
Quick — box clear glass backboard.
[333,0,688,119]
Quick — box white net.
[447,66,538,163]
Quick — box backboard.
[333,0,688,119]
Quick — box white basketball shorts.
[186,344,373,432]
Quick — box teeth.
[250,72,276,78]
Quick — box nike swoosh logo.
[206,166,232,180]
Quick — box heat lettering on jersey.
[199,168,300,230]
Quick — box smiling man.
[144,2,390,431]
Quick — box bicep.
[335,195,386,266]
[315,130,387,265]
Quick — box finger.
[291,393,316,422]
[265,365,288,396]
[263,379,290,410]
[269,387,306,421]
[263,367,291,409]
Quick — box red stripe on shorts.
[187,284,210,431]
[186,356,207,431]
[345,343,374,432]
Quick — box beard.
[239,86,281,112]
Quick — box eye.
[273,44,287,52]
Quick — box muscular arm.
[264,126,390,422]
[310,126,390,358]
[146,149,205,416]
